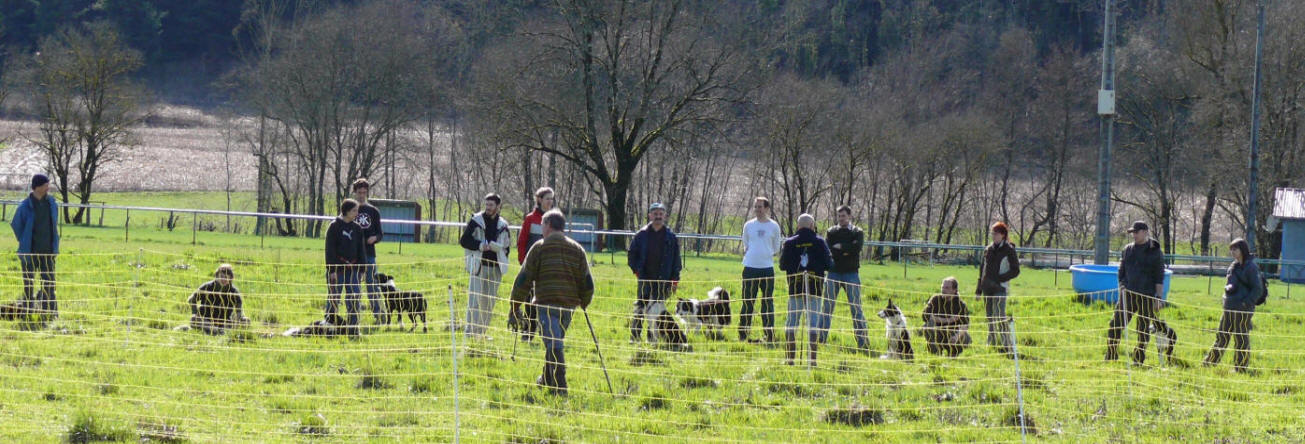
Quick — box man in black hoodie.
[325,199,368,335]
[1106,221,1167,364]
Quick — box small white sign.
[1098,89,1116,116]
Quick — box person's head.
[990,222,1008,243]
[542,209,566,237]
[941,276,959,295]
[836,205,852,227]
[535,187,555,211]
[31,174,50,198]
[1229,238,1252,263]
[215,264,234,287]
[483,193,501,216]
[351,178,370,202]
[753,197,771,219]
[648,202,668,229]
[1127,221,1149,245]
[797,213,815,231]
[340,199,360,222]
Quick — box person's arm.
[670,234,683,282]
[517,219,531,265]
[627,231,643,276]
[458,220,481,251]
[325,223,340,267]
[231,289,248,323]
[771,223,782,257]
[975,251,986,296]
[372,208,383,244]
[741,222,752,256]
[188,290,199,316]
[1117,246,1128,289]
[998,247,1020,282]
[778,240,794,274]
[511,245,539,304]
[354,228,367,264]
[578,254,595,309]
[9,203,28,240]
[1152,248,1166,298]
[820,239,834,272]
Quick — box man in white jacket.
[460,193,512,339]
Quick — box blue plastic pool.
[1068,264,1172,304]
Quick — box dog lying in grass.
[374,273,427,332]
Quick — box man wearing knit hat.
[10,174,61,321]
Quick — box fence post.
[192,213,198,245]
[447,285,461,444]
[125,209,130,242]
[1009,317,1029,444]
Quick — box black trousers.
[20,254,58,316]
[1205,309,1254,370]
[1106,291,1158,361]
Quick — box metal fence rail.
[3,199,1303,276]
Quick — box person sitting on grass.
[922,277,971,357]
[187,264,249,334]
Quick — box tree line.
[0,0,1301,260]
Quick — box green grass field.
[1,201,1304,443]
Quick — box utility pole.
[1247,0,1265,253]
[1094,0,1118,265]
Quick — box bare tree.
[23,22,147,224]
[473,0,749,239]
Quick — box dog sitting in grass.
[877,299,914,361]
[374,273,427,332]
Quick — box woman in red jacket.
[517,187,556,264]
[512,187,554,342]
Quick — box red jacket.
[518,208,545,264]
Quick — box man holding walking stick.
[510,210,595,395]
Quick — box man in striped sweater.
[510,210,594,395]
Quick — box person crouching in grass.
[922,277,971,357]
[187,264,249,334]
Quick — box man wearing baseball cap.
[626,202,682,343]
[1106,220,1167,364]
[9,174,61,321]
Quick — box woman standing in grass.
[975,221,1019,358]
[325,199,367,336]
[1203,238,1263,373]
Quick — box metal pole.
[582,307,615,395]
[125,209,130,242]
[1010,318,1029,444]
[1246,0,1265,252]
[1093,0,1118,265]
[192,213,198,245]
[447,285,460,444]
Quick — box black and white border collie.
[1149,320,1176,364]
[675,287,732,340]
[375,273,427,333]
[877,299,914,361]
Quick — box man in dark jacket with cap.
[1106,221,1167,364]
[779,213,833,367]
[9,174,60,320]
[627,202,682,343]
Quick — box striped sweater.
[511,233,594,309]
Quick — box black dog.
[0,301,33,321]
[675,287,732,339]
[375,273,427,333]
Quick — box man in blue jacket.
[627,202,682,343]
[10,174,61,320]
[780,213,833,367]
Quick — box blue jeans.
[325,268,362,328]
[363,256,383,318]
[824,271,869,348]
[537,305,574,389]
[740,267,776,339]
[784,292,822,344]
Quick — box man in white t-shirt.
[739,197,783,343]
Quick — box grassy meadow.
[0,196,1303,443]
